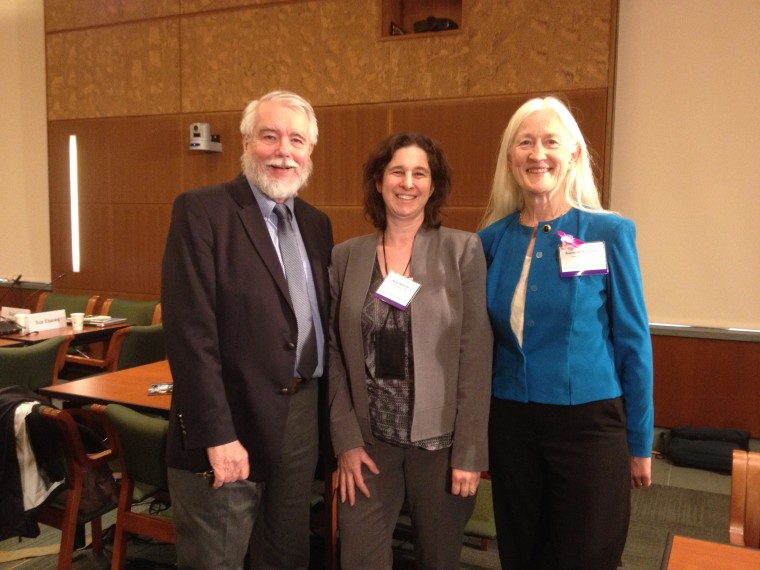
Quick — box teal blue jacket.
[478,208,654,457]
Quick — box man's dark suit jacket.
[161,174,333,481]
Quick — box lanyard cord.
[380,231,413,327]
[381,231,412,278]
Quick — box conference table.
[660,534,760,569]
[38,359,172,415]
[0,337,23,347]
[0,322,129,346]
[39,359,339,570]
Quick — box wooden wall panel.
[42,0,617,301]
[46,19,181,120]
[45,0,180,31]
[107,204,171,294]
[439,207,487,234]
[653,335,760,436]
[180,112,244,193]
[390,89,609,225]
[48,203,73,284]
[391,97,518,208]
[181,0,291,15]
[308,105,390,206]
[48,117,184,206]
[322,207,376,247]
[45,1,614,118]
[45,89,610,298]
[48,121,115,204]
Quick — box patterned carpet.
[0,484,730,569]
[623,484,729,569]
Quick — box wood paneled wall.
[47,90,609,300]
[44,0,616,301]
[653,335,760,437]
[40,1,757,436]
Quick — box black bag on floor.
[661,426,750,473]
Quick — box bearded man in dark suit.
[161,90,333,569]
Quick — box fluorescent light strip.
[69,135,80,273]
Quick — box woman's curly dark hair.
[363,132,452,230]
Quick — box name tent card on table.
[27,309,67,332]
[0,306,30,320]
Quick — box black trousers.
[489,397,630,570]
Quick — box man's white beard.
[243,154,313,202]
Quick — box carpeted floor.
[0,484,731,569]
[623,484,730,569]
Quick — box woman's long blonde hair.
[480,96,605,229]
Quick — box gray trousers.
[338,439,476,570]
[168,380,319,570]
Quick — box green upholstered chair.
[91,403,174,569]
[100,298,161,325]
[65,324,165,374]
[34,292,99,316]
[392,471,496,554]
[114,324,165,371]
[464,474,497,550]
[0,335,72,389]
[33,405,118,570]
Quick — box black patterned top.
[361,258,453,450]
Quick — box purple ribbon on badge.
[557,231,584,248]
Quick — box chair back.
[116,324,166,371]
[464,472,497,550]
[92,403,174,569]
[100,403,169,490]
[0,335,72,389]
[101,298,161,325]
[33,405,118,569]
[35,292,99,315]
[61,324,165,375]
[730,449,760,548]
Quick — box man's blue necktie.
[274,204,317,379]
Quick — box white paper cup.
[14,313,28,333]
[71,312,85,331]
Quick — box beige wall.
[611,0,760,330]
[0,0,50,283]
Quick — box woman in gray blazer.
[329,132,493,568]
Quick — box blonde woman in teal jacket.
[478,96,653,570]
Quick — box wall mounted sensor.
[189,122,222,152]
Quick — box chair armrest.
[730,449,748,546]
[65,354,108,369]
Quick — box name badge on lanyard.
[559,241,609,277]
[372,271,421,310]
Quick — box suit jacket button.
[280,387,290,394]
[286,342,296,350]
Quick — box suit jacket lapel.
[230,177,290,302]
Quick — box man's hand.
[337,447,379,506]
[207,440,249,489]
